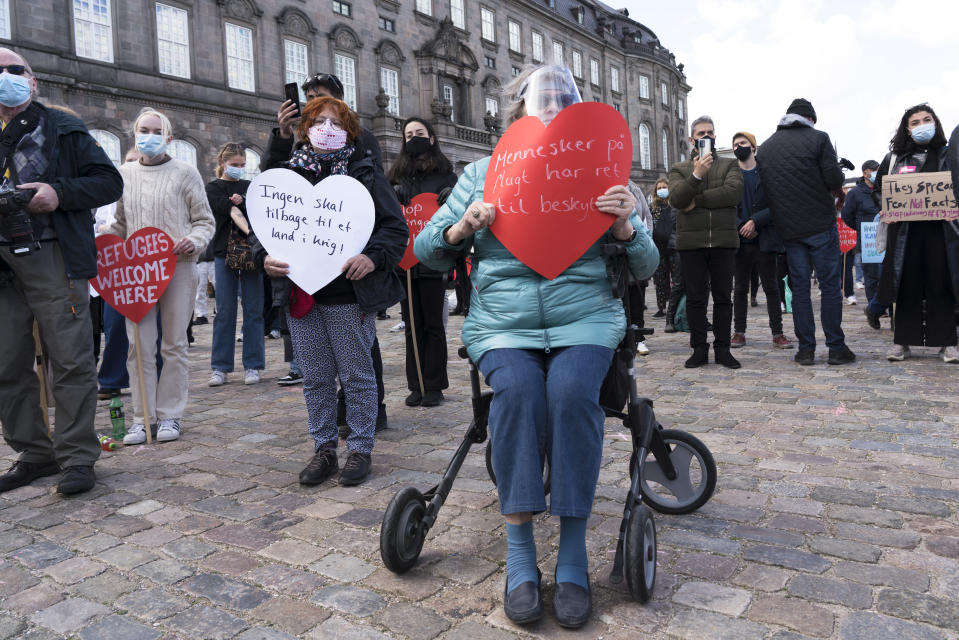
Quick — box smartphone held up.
[283,82,301,118]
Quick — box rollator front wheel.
[640,429,717,515]
[485,441,551,495]
[624,504,656,603]
[380,486,428,574]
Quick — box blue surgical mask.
[910,123,936,145]
[0,72,31,108]
[225,166,245,180]
[656,188,669,199]
[135,133,167,158]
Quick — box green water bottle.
[109,396,126,440]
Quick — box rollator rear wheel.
[639,429,717,515]
[380,487,427,574]
[485,441,551,494]
[624,504,656,603]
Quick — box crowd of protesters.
[2,45,959,629]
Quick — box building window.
[573,7,585,25]
[333,1,351,17]
[90,130,121,166]
[661,81,669,105]
[155,3,189,78]
[334,53,357,110]
[484,55,496,69]
[485,96,498,116]
[639,124,651,170]
[589,58,599,86]
[639,75,649,99]
[225,23,254,92]
[678,98,684,120]
[168,139,197,168]
[244,149,261,181]
[481,7,495,42]
[610,66,620,93]
[0,0,9,40]
[379,16,395,32]
[552,41,563,65]
[508,20,520,52]
[511,65,521,77]
[284,40,308,102]
[531,31,543,63]
[380,67,399,116]
[450,0,465,29]
[662,130,670,168]
[613,103,620,112]
[416,0,431,16]
[571,50,582,79]
[442,84,455,123]
[74,0,114,63]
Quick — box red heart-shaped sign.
[837,216,857,254]
[92,227,177,323]
[399,193,441,271]
[484,102,632,280]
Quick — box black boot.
[714,348,741,369]
[684,348,708,368]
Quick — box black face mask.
[406,136,432,157]
[733,145,753,161]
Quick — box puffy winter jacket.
[414,157,660,361]
[757,117,844,241]
[667,151,743,251]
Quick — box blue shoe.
[504,568,542,625]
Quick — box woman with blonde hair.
[107,107,214,444]
[415,64,659,628]
[205,142,264,386]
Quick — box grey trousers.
[0,242,100,467]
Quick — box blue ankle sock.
[556,516,589,589]
[505,521,538,594]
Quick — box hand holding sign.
[246,169,375,294]
[483,101,633,280]
[399,193,441,270]
[92,227,176,323]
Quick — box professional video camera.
[0,186,39,256]
[838,157,855,172]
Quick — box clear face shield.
[517,66,582,125]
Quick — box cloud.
[621,0,958,169]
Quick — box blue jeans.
[478,345,613,518]
[783,227,846,352]
[211,257,265,372]
[98,304,129,390]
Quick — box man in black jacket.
[840,160,884,328]
[0,48,123,494]
[758,98,855,366]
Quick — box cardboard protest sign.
[399,193,440,271]
[483,102,632,280]
[860,221,885,263]
[246,169,375,294]
[880,171,958,222]
[92,227,176,323]
[837,217,857,254]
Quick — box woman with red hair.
[257,97,408,486]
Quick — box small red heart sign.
[92,227,176,323]
[837,216,857,254]
[484,102,632,280]
[399,193,441,271]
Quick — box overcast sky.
[621,0,959,175]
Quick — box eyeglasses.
[529,92,577,112]
[0,65,27,75]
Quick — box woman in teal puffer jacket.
[414,65,659,629]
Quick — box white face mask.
[309,119,348,151]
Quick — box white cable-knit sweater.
[108,158,215,260]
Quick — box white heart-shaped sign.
[247,169,375,294]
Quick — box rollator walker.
[380,242,717,603]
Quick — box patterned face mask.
[309,119,348,151]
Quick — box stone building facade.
[8,0,690,192]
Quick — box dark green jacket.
[667,151,743,251]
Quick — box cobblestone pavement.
[1,293,958,640]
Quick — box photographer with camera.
[0,48,123,495]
